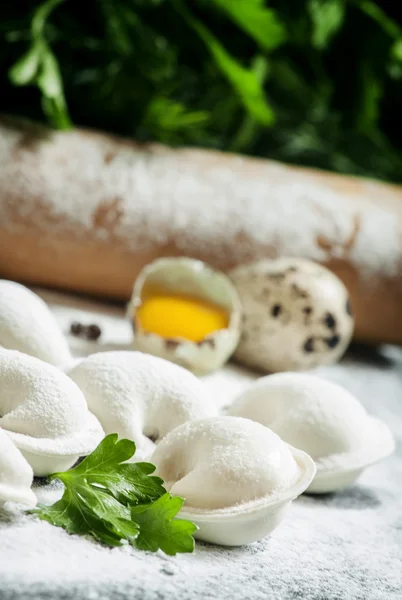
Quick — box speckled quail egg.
[229,258,354,373]
[128,258,242,375]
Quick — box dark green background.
[1,0,402,181]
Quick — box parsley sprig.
[33,434,197,555]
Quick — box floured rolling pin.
[0,115,401,345]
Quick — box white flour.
[0,288,401,600]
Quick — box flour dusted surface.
[0,288,401,600]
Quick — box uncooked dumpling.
[228,372,395,491]
[0,349,104,476]
[68,351,217,460]
[151,416,302,510]
[0,428,36,508]
[152,416,316,546]
[0,280,71,367]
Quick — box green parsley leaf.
[33,434,197,555]
[131,494,197,556]
[36,485,139,546]
[55,433,166,505]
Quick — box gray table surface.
[0,290,401,600]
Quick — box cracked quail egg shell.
[229,258,354,373]
[151,416,316,546]
[128,258,242,375]
[228,372,395,493]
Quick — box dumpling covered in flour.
[67,351,216,460]
[151,416,304,509]
[0,280,71,367]
[0,427,36,508]
[0,349,103,476]
[228,372,395,493]
[150,416,315,546]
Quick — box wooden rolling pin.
[0,116,401,344]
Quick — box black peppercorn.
[87,324,102,340]
[70,321,102,341]
[70,321,83,335]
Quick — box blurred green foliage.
[1,0,402,181]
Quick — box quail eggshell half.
[151,416,316,546]
[0,280,72,367]
[0,427,37,508]
[228,372,395,493]
[128,258,242,375]
[229,258,354,373]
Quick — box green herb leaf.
[37,48,62,97]
[99,0,135,56]
[230,55,269,151]
[308,0,345,49]
[35,485,139,546]
[143,97,209,143]
[391,39,402,63]
[37,46,71,129]
[9,43,41,85]
[31,0,64,39]
[131,494,197,556]
[33,434,196,555]
[3,0,402,182]
[31,485,139,546]
[57,434,166,505]
[356,63,383,134]
[7,0,71,129]
[208,0,286,51]
[358,1,400,39]
[176,0,273,125]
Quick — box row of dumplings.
[0,255,355,377]
[0,281,395,546]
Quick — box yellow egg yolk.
[136,294,229,342]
